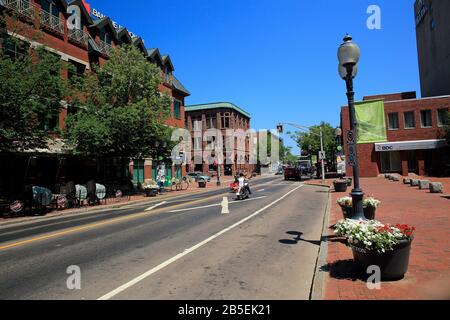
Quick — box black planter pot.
[363,206,376,220]
[341,206,353,219]
[198,181,207,188]
[145,189,158,197]
[334,182,348,193]
[346,178,353,187]
[351,240,412,281]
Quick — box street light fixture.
[337,34,365,221]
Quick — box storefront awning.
[375,139,447,152]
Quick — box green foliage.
[290,122,338,160]
[0,46,67,152]
[64,45,173,159]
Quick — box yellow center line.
[0,192,228,251]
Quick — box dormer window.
[100,30,112,45]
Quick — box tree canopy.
[0,42,67,152]
[290,122,338,161]
[64,45,173,159]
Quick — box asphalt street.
[0,176,329,300]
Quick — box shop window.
[381,151,401,173]
[404,112,416,129]
[173,100,181,120]
[132,160,145,185]
[420,110,432,128]
[388,113,399,130]
[437,108,449,127]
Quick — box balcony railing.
[68,28,89,47]
[3,0,65,35]
[3,0,38,20]
[97,40,112,56]
[40,9,64,35]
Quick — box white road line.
[167,196,268,213]
[145,201,167,212]
[258,189,266,192]
[97,185,303,300]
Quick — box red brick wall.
[341,95,450,177]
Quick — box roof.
[162,55,175,71]
[185,102,251,118]
[172,76,190,96]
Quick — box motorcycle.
[236,180,250,200]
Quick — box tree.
[0,44,68,152]
[290,122,338,161]
[64,45,173,160]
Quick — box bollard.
[419,180,430,190]
[411,179,420,187]
[430,182,444,194]
[403,178,412,185]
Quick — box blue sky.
[89,0,420,153]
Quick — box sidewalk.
[0,176,239,227]
[318,176,450,300]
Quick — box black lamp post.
[338,34,366,220]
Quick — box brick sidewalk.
[321,176,450,300]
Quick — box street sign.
[319,151,326,160]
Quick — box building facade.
[415,0,450,97]
[185,102,256,177]
[341,92,450,178]
[0,0,189,195]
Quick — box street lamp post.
[338,34,365,220]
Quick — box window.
[173,100,181,120]
[404,112,416,129]
[192,117,202,131]
[388,113,399,130]
[132,160,144,185]
[381,151,401,173]
[206,115,218,129]
[68,60,86,84]
[2,33,29,60]
[420,110,432,128]
[221,112,231,129]
[41,0,60,17]
[100,30,112,45]
[437,108,449,127]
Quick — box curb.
[310,185,332,300]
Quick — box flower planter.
[346,178,353,187]
[334,182,348,193]
[198,180,207,188]
[363,206,376,220]
[145,189,158,197]
[351,240,412,281]
[341,206,353,219]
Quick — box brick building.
[0,0,189,195]
[185,102,256,177]
[341,92,450,178]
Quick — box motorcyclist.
[237,173,252,195]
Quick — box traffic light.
[277,124,284,134]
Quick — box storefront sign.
[91,8,138,38]
[375,139,447,152]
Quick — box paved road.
[0,176,329,300]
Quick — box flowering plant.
[142,180,159,189]
[335,219,415,254]
[363,197,381,209]
[337,197,352,208]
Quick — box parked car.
[187,172,212,182]
[299,161,315,179]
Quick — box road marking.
[258,189,266,192]
[221,197,230,215]
[145,201,167,212]
[168,196,268,213]
[0,193,227,251]
[97,185,303,300]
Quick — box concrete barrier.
[419,180,430,190]
[411,179,420,187]
[403,178,412,185]
[430,182,444,194]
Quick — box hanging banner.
[355,100,388,144]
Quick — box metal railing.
[97,40,112,56]
[3,0,38,20]
[40,9,64,35]
[68,28,89,47]
[4,0,64,35]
